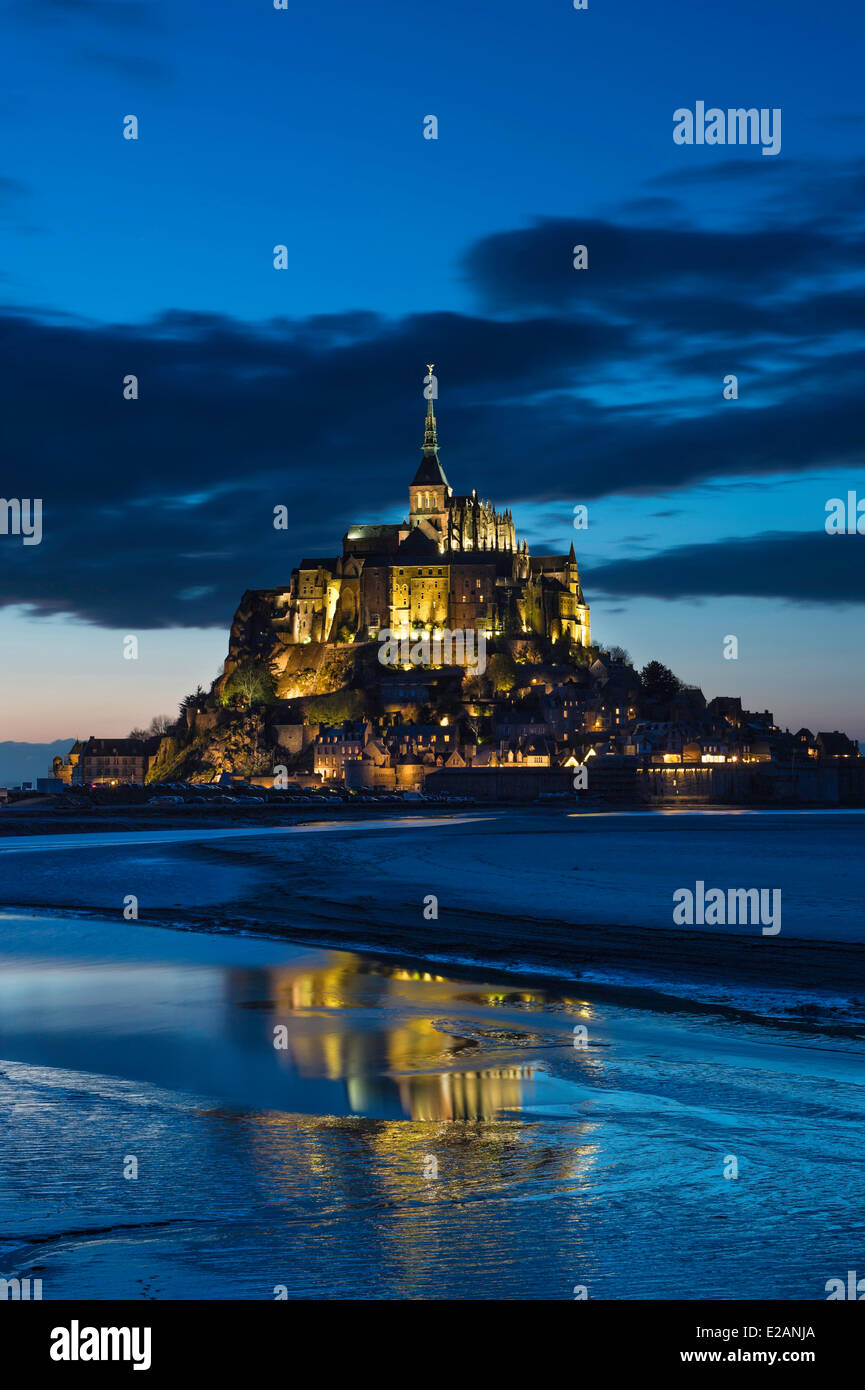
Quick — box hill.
[0,739,76,786]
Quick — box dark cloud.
[2,154,864,629]
[9,0,158,26]
[462,215,853,315]
[0,176,28,200]
[647,158,781,187]
[0,290,861,628]
[647,156,865,227]
[0,306,639,628]
[587,532,865,604]
[80,47,168,80]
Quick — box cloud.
[587,531,865,604]
[80,47,168,80]
[10,0,158,27]
[0,176,28,200]
[462,215,855,315]
[0,305,641,628]
[2,153,864,630]
[0,288,861,628]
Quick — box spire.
[423,363,438,453]
[568,540,576,563]
[412,363,449,489]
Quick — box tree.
[224,659,278,707]
[487,652,518,696]
[179,685,207,718]
[462,673,485,701]
[462,705,491,743]
[500,607,523,637]
[607,645,632,665]
[129,714,173,740]
[148,714,174,735]
[394,702,422,725]
[641,660,681,704]
[304,688,365,726]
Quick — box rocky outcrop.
[148,712,277,784]
[218,588,376,701]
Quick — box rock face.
[149,712,277,784]
[218,590,374,701]
[156,598,385,784]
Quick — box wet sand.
[1,809,864,1026]
[1,908,863,1300]
[2,812,863,1300]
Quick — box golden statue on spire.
[423,364,438,449]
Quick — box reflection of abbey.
[276,377,590,651]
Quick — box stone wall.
[273,723,318,755]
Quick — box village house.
[313,722,366,781]
[75,737,159,786]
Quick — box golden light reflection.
[398,1066,533,1122]
[238,1105,603,1287]
[225,956,608,1121]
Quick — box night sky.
[1,0,864,742]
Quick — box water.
[1,908,862,1300]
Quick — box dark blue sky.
[2,0,864,741]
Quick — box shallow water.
[0,909,862,1300]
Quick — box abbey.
[269,374,590,656]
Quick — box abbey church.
[262,375,590,657]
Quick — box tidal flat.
[0,809,863,1299]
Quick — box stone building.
[313,723,366,782]
[53,740,84,785]
[75,737,159,785]
[226,375,590,687]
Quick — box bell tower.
[409,364,451,543]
